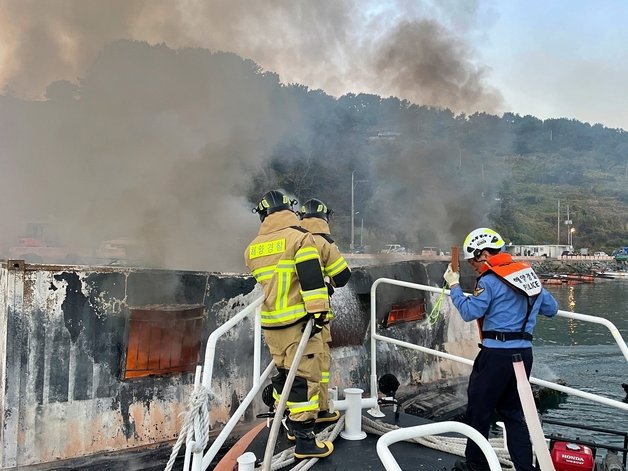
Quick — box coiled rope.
[164,384,211,471]
[264,414,514,470]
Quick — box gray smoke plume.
[0,1,504,270]
[373,19,502,113]
[0,0,502,113]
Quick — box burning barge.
[0,258,475,469]
[2,258,625,470]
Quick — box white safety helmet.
[463,228,505,260]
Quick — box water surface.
[533,279,627,452]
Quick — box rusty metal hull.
[0,259,476,469]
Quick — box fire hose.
[261,318,315,471]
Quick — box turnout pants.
[264,322,324,422]
[465,346,534,471]
[319,324,332,412]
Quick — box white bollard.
[237,452,257,471]
[338,388,370,440]
[332,388,378,441]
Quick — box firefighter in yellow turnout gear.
[244,190,334,459]
[298,198,351,424]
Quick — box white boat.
[598,271,628,278]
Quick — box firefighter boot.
[293,419,334,459]
[282,416,296,441]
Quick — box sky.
[1,0,627,130]
[475,0,628,130]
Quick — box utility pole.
[360,217,364,246]
[351,171,354,250]
[557,200,560,245]
[350,171,368,250]
[565,205,573,248]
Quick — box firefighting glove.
[311,313,326,338]
[326,282,335,297]
[444,263,460,287]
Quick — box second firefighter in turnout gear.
[298,198,351,424]
[244,190,334,459]
[443,227,558,471]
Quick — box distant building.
[505,244,573,258]
[368,131,402,141]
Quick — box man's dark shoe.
[315,410,340,423]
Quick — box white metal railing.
[178,276,628,471]
[369,278,628,414]
[188,293,271,471]
[376,422,502,471]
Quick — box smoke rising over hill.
[0,0,501,113]
[0,2,510,270]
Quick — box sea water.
[533,279,628,454]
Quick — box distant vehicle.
[593,251,608,257]
[612,247,628,262]
[7,222,131,265]
[561,250,575,257]
[380,244,406,254]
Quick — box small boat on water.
[169,278,628,471]
[540,273,596,285]
[597,271,628,279]
[541,277,580,286]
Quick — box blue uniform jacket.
[449,273,559,348]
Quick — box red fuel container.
[551,441,595,471]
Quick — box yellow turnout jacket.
[244,210,329,328]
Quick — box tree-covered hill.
[2,41,626,270]
[257,91,628,254]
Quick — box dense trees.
[2,40,626,266]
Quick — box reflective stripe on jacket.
[245,210,329,328]
[299,217,351,321]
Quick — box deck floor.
[239,409,462,471]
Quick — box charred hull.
[0,259,475,469]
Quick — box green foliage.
[257,86,628,251]
[5,41,624,255]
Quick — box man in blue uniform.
[444,227,559,471]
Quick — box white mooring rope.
[164,385,211,471]
[261,414,514,470]
[362,416,515,470]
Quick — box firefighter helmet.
[463,228,505,259]
[252,190,296,222]
[297,198,333,222]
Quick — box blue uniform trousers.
[465,346,534,471]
